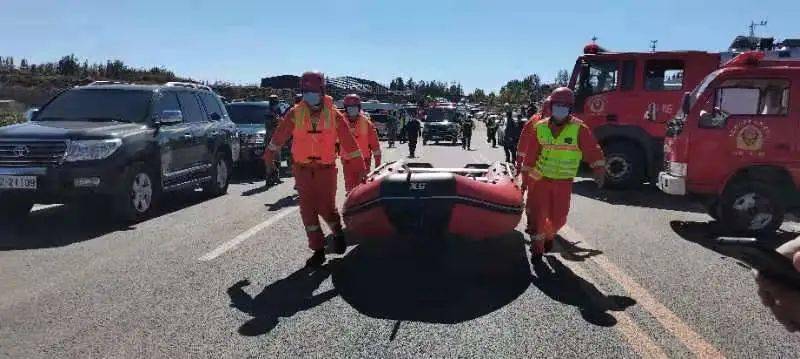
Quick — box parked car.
[0,82,239,222]
[422,106,461,145]
[225,101,292,174]
[364,111,389,139]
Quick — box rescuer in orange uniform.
[263,72,366,267]
[516,97,551,190]
[521,87,606,262]
[342,94,381,193]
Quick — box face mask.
[551,105,571,122]
[302,92,321,107]
[346,106,360,118]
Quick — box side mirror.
[24,108,39,122]
[209,112,222,122]
[155,110,183,126]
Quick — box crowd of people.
[259,71,799,333]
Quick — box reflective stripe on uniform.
[529,169,543,180]
[372,149,381,156]
[346,150,363,159]
[517,152,527,158]
[305,225,322,233]
[590,160,606,169]
[541,144,579,151]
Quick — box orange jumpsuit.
[264,99,365,250]
[344,114,381,192]
[516,103,551,189]
[522,116,605,255]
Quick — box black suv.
[0,82,240,221]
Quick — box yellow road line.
[568,263,668,359]
[560,225,726,358]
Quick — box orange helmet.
[549,87,574,106]
[300,71,325,92]
[343,94,362,108]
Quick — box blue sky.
[2,0,798,92]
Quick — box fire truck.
[658,52,800,234]
[568,36,800,188]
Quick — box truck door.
[689,77,793,186]
[573,58,620,128]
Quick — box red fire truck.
[658,51,800,234]
[568,36,799,188]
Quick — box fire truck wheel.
[603,142,644,189]
[720,180,784,235]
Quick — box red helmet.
[343,94,361,108]
[549,87,574,106]
[300,71,325,92]
[541,96,552,117]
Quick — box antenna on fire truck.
[650,40,658,52]
[748,19,767,37]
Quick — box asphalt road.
[1,124,799,358]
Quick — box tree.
[19,59,28,71]
[57,54,80,76]
[555,69,570,86]
[470,88,487,103]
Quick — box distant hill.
[0,54,191,106]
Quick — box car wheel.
[603,142,645,189]
[115,163,158,222]
[0,193,33,222]
[720,180,784,235]
[204,151,230,197]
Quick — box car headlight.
[246,133,266,144]
[65,139,122,162]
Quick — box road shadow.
[264,194,299,212]
[670,220,798,252]
[328,232,531,324]
[552,235,604,262]
[231,162,292,187]
[226,267,337,336]
[532,255,636,327]
[0,190,210,251]
[571,179,704,213]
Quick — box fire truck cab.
[569,43,720,188]
[658,52,800,234]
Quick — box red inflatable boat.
[342,161,523,239]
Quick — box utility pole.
[749,19,767,37]
[650,40,658,53]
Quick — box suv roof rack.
[85,80,130,86]
[164,82,213,92]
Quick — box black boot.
[305,249,326,268]
[332,233,347,255]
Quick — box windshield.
[424,108,457,122]
[688,69,722,111]
[575,59,618,95]
[36,89,152,123]
[226,105,268,124]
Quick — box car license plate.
[0,175,37,189]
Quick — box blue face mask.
[551,105,571,122]
[303,92,321,107]
[346,106,360,117]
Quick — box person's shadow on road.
[532,255,636,327]
[264,194,299,211]
[226,267,337,336]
